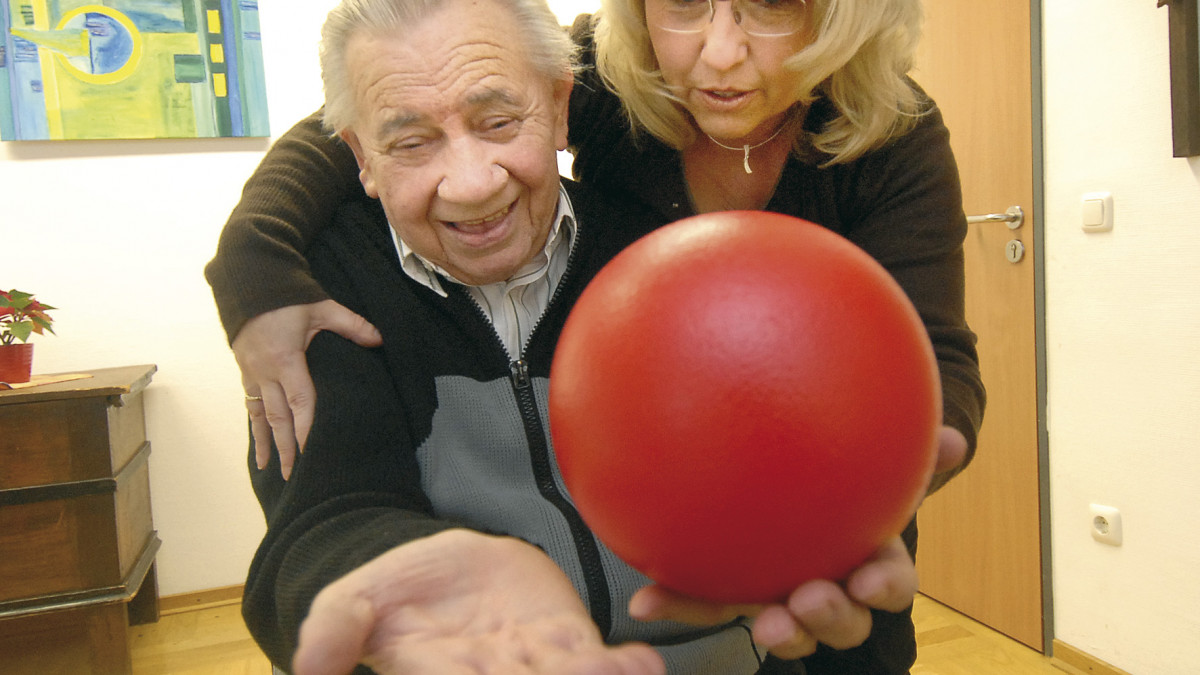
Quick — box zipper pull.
[510,359,531,389]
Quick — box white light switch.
[1081,191,1113,232]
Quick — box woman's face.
[644,0,812,145]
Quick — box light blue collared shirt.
[392,186,577,358]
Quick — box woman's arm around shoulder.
[205,109,362,342]
[207,111,381,471]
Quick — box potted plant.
[1,289,56,384]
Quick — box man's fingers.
[544,643,667,675]
[366,634,665,675]
[294,593,376,675]
[610,643,668,675]
[525,620,665,675]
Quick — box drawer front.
[0,493,120,602]
[0,457,154,604]
[0,602,132,674]
[0,393,147,489]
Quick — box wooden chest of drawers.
[0,365,161,674]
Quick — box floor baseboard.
[1051,640,1132,675]
[158,584,244,615]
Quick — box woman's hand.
[627,426,969,660]
[628,535,917,659]
[292,530,665,675]
[234,300,381,478]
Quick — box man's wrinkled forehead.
[344,18,545,129]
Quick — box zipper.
[509,358,613,639]
[520,213,579,352]
[450,211,611,633]
[452,211,577,363]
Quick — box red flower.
[1,289,56,346]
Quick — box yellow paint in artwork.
[210,43,225,63]
[53,6,143,84]
[54,32,203,139]
[10,28,89,56]
[207,10,222,34]
[213,72,228,98]
[28,0,64,137]
[28,0,50,29]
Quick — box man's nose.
[436,137,507,203]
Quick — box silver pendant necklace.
[703,123,787,174]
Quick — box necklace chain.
[703,123,787,174]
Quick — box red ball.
[549,211,941,604]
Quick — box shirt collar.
[392,185,576,297]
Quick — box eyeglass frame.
[648,0,809,39]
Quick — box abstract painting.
[1,1,269,140]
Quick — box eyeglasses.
[649,0,807,38]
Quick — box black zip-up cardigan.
[243,181,771,674]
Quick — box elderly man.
[239,0,941,673]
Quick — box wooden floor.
[910,596,1067,675]
[129,594,1070,674]
[130,602,268,675]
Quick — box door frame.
[1031,0,1053,654]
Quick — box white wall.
[1043,1,1200,673]
[0,3,331,595]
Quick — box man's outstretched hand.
[292,530,666,675]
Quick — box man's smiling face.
[339,0,572,285]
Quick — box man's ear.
[340,129,379,198]
[552,72,573,152]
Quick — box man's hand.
[234,300,381,478]
[292,530,665,675]
[627,426,968,660]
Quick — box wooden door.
[913,0,1046,652]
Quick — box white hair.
[320,0,578,133]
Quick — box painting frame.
[1164,0,1200,157]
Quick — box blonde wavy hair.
[594,0,926,165]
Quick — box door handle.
[967,205,1024,230]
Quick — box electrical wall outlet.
[1090,504,1123,546]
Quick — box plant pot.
[0,343,34,384]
